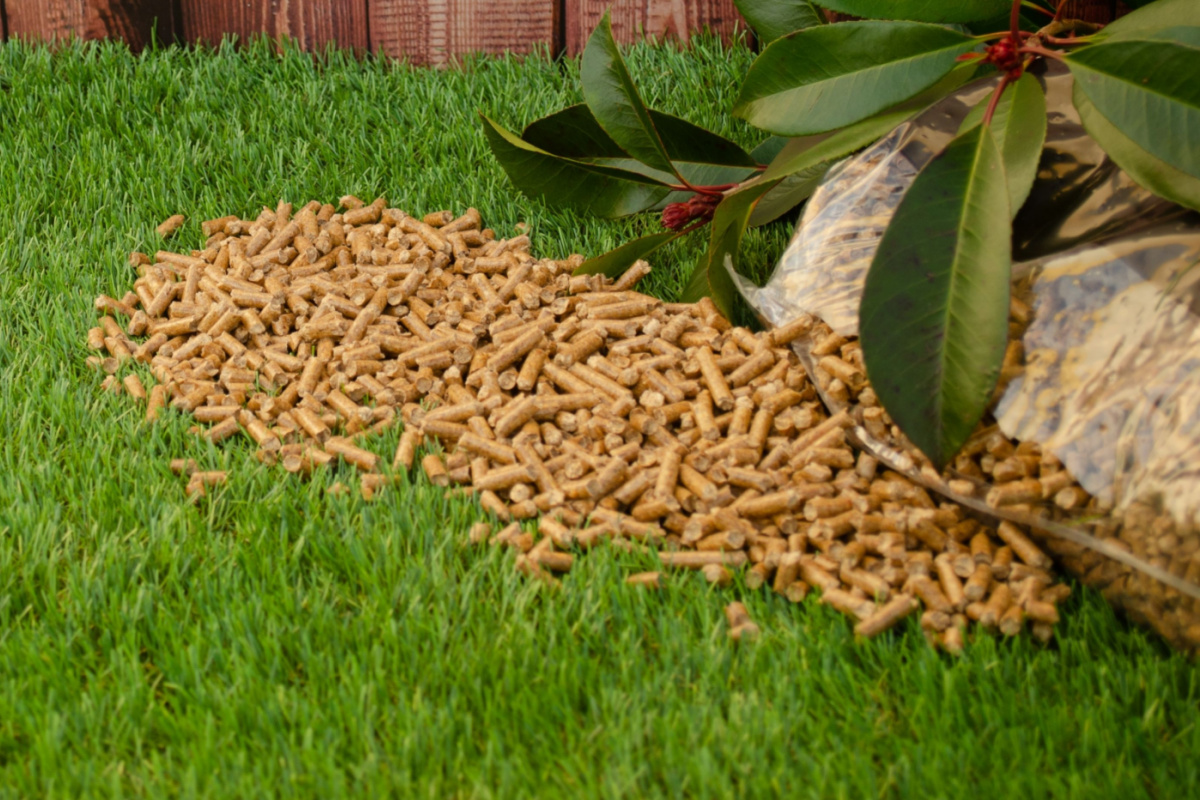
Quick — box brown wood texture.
[1060,0,1121,24]
[88,1,176,48]
[564,0,744,56]
[178,0,368,52]
[4,0,175,47]
[368,0,559,66]
[4,1,86,41]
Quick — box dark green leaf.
[747,164,830,226]
[682,178,781,318]
[522,104,756,168]
[813,0,1010,23]
[519,104,628,160]
[1067,29,1200,179]
[1101,0,1200,37]
[519,104,755,203]
[860,125,1011,469]
[480,116,671,218]
[1072,83,1200,212]
[734,21,977,136]
[958,71,1047,216]
[651,113,758,168]
[581,12,677,177]
[734,0,825,44]
[575,231,682,278]
[750,136,790,164]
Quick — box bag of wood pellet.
[735,61,1200,654]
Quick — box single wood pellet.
[88,198,1084,652]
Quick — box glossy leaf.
[520,104,628,160]
[860,125,1011,469]
[757,60,980,183]
[1072,84,1200,212]
[1101,0,1200,37]
[522,104,756,168]
[521,112,755,209]
[581,12,677,177]
[813,0,1010,23]
[959,71,1047,216]
[575,231,682,278]
[682,178,781,318]
[1067,29,1200,180]
[734,0,825,44]
[761,104,916,181]
[750,136,790,165]
[480,116,671,218]
[735,21,977,136]
[747,164,830,226]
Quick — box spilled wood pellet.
[89,197,1079,651]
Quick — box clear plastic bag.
[739,62,1200,653]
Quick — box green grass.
[0,35,1196,799]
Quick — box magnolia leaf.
[1072,84,1200,212]
[747,164,830,226]
[480,116,671,218]
[1067,28,1200,180]
[959,71,1047,216]
[1101,0,1200,37]
[576,231,681,278]
[735,21,977,136]
[682,178,781,318]
[860,124,1011,469]
[812,0,1010,23]
[734,0,825,44]
[581,12,678,178]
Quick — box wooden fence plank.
[369,0,558,66]
[86,1,177,49]
[5,1,86,41]
[4,1,175,48]
[564,0,744,56]
[179,0,368,52]
[1060,0,1121,23]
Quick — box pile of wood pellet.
[87,197,1077,652]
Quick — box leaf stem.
[1020,1,1056,19]
[1011,0,1023,42]
[981,74,1013,128]
[1019,44,1067,61]
[1041,33,1096,45]
[670,182,739,196]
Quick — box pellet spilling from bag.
[800,311,1200,654]
[87,198,1075,651]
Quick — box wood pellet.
[87,201,1083,652]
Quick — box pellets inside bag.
[731,60,1200,654]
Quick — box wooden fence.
[0,1,1124,66]
[0,0,746,65]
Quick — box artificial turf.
[0,33,1196,799]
